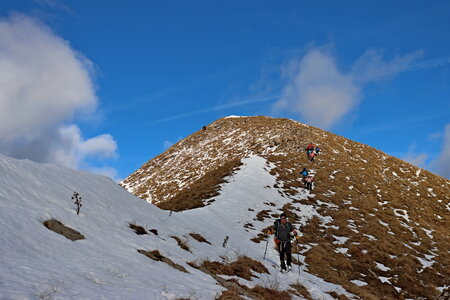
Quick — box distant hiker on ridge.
[309,150,315,162]
[306,143,316,161]
[315,146,320,155]
[273,213,298,272]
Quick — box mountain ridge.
[121,115,450,299]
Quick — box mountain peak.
[119,116,450,298]
[121,115,448,211]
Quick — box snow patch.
[351,279,368,287]
[375,262,390,271]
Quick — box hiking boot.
[280,262,287,272]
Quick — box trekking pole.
[263,235,269,260]
[297,239,300,274]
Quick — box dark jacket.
[274,219,294,242]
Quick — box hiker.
[315,146,320,155]
[273,213,297,272]
[306,143,314,152]
[305,174,314,191]
[309,151,315,162]
[300,167,309,180]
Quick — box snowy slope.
[0,153,352,299]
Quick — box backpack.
[274,219,293,239]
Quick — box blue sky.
[0,0,449,180]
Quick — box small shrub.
[72,192,82,215]
[128,223,147,235]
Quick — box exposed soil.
[43,219,85,241]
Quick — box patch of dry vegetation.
[188,232,211,244]
[128,222,147,235]
[158,159,243,211]
[170,236,190,252]
[289,282,313,300]
[138,249,188,273]
[197,256,268,281]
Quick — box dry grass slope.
[122,116,450,299]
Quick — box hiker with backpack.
[273,213,298,272]
[315,146,320,155]
[305,174,314,191]
[300,167,309,180]
[309,151,315,162]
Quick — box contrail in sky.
[148,95,281,124]
[409,56,450,71]
[147,56,450,125]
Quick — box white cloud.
[78,134,118,160]
[433,124,450,179]
[274,47,421,129]
[402,148,428,169]
[87,166,120,182]
[402,125,450,179]
[0,14,117,175]
[352,49,422,83]
[274,49,359,129]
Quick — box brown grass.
[171,236,190,252]
[199,256,268,281]
[327,291,351,300]
[128,222,147,235]
[251,226,272,243]
[255,210,271,221]
[138,249,188,273]
[248,285,291,299]
[189,232,211,245]
[157,159,243,211]
[217,287,245,300]
[290,282,313,300]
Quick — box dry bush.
[128,222,147,235]
[171,236,190,252]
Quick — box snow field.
[0,154,356,299]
